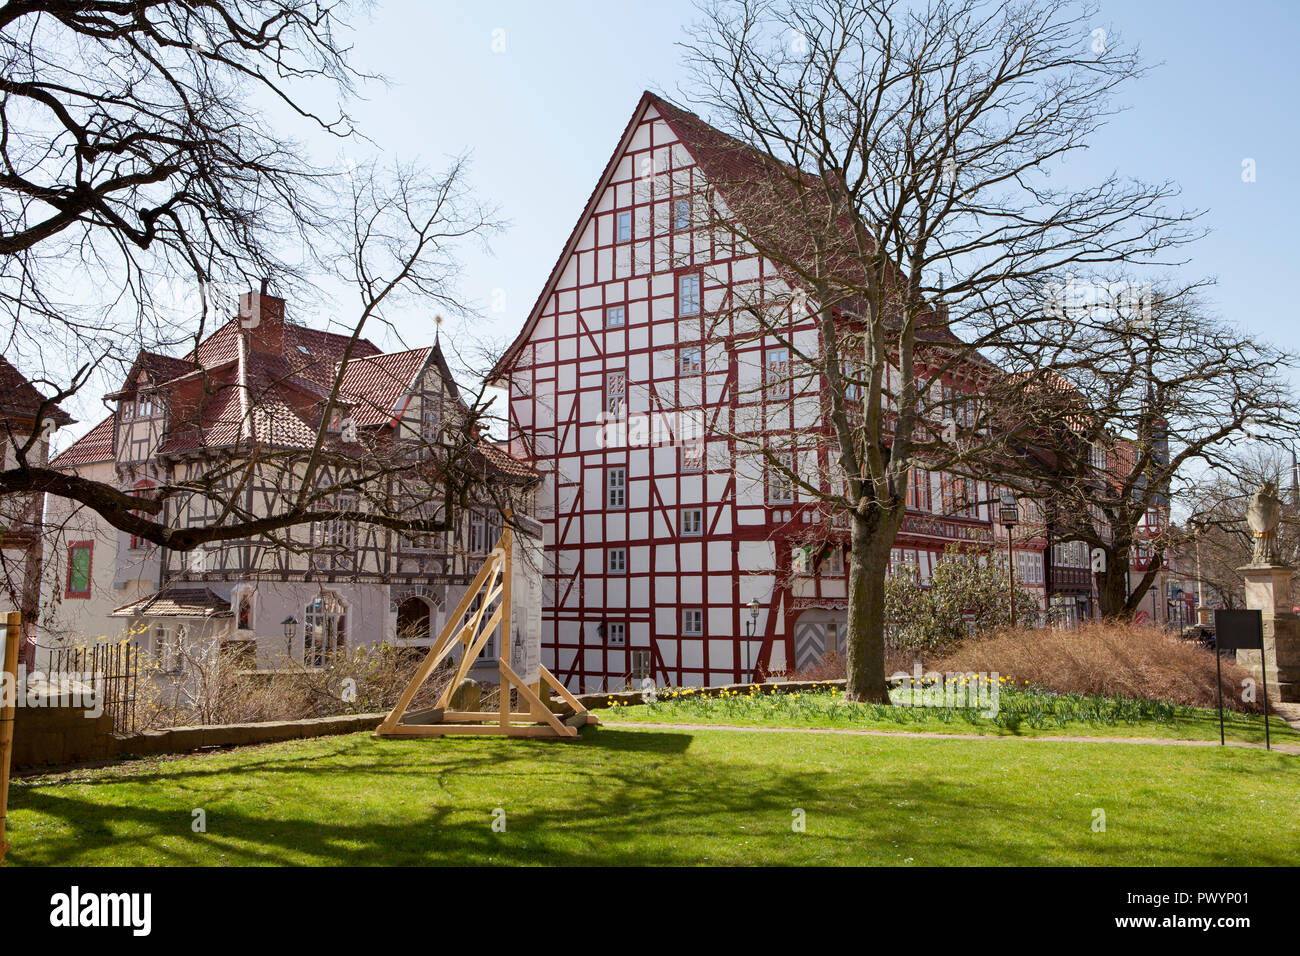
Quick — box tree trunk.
[845,510,892,703]
[1095,552,1131,620]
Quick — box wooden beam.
[500,660,575,738]
[0,611,21,865]
[378,552,500,733]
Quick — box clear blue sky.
[323,0,1299,365]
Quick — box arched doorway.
[792,608,847,672]
[396,596,432,642]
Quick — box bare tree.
[1177,446,1300,613]
[991,283,1297,619]
[680,0,1200,700]
[0,3,515,557]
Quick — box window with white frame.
[766,347,791,398]
[672,198,691,232]
[607,467,626,508]
[607,548,627,574]
[605,304,626,329]
[678,273,701,316]
[681,507,703,535]
[681,442,704,472]
[304,591,346,667]
[679,345,702,374]
[826,548,845,576]
[155,624,184,675]
[768,453,796,504]
[313,492,358,550]
[605,621,626,647]
[682,609,703,636]
[605,370,627,418]
[469,510,502,554]
[616,210,632,243]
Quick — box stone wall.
[13,705,385,770]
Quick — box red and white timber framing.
[491,92,1053,693]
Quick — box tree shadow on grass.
[7,728,1297,867]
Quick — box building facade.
[0,356,71,668]
[491,92,1077,693]
[40,290,537,676]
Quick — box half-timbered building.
[490,92,1063,693]
[40,289,537,674]
[0,356,71,667]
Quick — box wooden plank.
[378,553,499,733]
[500,521,513,728]
[539,664,589,715]
[434,568,504,709]
[375,723,576,739]
[435,602,503,709]
[500,660,576,738]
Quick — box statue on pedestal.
[1246,479,1284,567]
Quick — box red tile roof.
[0,355,72,424]
[49,415,115,467]
[54,304,441,464]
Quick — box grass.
[598,684,1300,745]
[6,726,1298,866]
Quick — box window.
[630,649,652,680]
[607,467,626,508]
[313,492,358,550]
[672,198,691,232]
[304,591,346,667]
[607,548,627,574]
[679,346,702,374]
[605,621,626,647]
[616,211,632,242]
[826,548,845,576]
[678,273,701,316]
[768,454,795,504]
[681,507,703,535]
[237,590,254,631]
[605,305,626,329]
[766,347,791,398]
[682,609,703,636]
[681,442,704,473]
[469,510,502,554]
[906,468,931,511]
[155,624,184,675]
[605,371,627,418]
[65,541,93,598]
[940,473,977,518]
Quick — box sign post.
[1214,609,1271,751]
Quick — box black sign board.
[1215,609,1264,650]
[1212,608,1270,750]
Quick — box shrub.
[931,622,1266,713]
[885,545,1040,654]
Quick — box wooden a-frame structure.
[375,518,595,740]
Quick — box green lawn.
[6,726,1298,866]
[599,685,1300,745]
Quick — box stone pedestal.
[1238,564,1300,702]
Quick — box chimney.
[237,281,286,355]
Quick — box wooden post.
[0,611,21,865]
[500,519,513,729]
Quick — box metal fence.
[47,642,139,734]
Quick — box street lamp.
[1000,492,1020,628]
[282,616,296,660]
[745,599,761,683]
